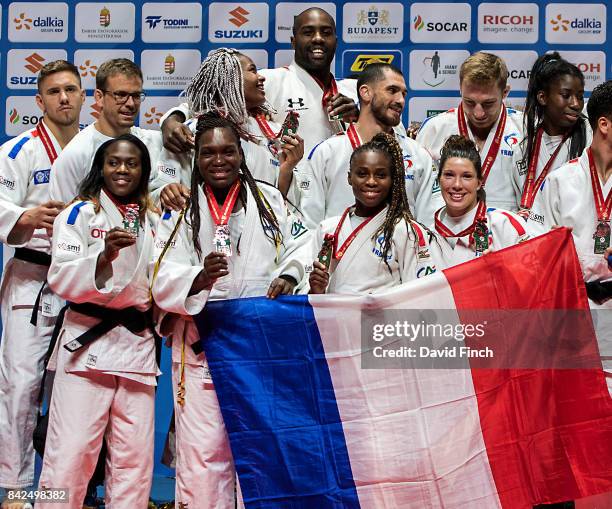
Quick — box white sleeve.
[47,204,112,303]
[150,210,210,316]
[275,205,311,285]
[415,116,441,157]
[298,143,328,230]
[0,140,32,245]
[410,145,443,225]
[159,102,190,126]
[49,144,89,203]
[491,210,529,250]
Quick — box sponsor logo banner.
[342,3,404,43]
[208,3,269,43]
[209,48,268,70]
[407,96,459,125]
[142,50,202,90]
[410,3,471,43]
[342,49,403,78]
[79,95,101,128]
[408,50,469,90]
[8,2,68,42]
[5,96,44,136]
[7,49,67,89]
[74,49,135,91]
[275,2,336,43]
[142,2,202,43]
[75,2,135,42]
[560,51,606,91]
[545,3,606,44]
[487,50,538,92]
[139,97,184,130]
[477,3,538,44]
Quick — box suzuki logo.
[229,6,249,27]
[24,53,46,74]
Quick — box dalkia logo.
[551,13,602,31]
[229,6,249,27]
[25,53,46,73]
[164,54,176,74]
[99,6,111,27]
[90,102,102,120]
[350,54,395,73]
[79,59,98,77]
[9,108,20,124]
[144,107,163,125]
[13,13,33,30]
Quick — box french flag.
[196,229,612,508]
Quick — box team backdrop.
[0,0,609,480]
[0,0,609,147]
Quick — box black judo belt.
[61,302,159,352]
[585,280,612,305]
[13,248,52,326]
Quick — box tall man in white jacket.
[417,52,524,212]
[300,63,441,229]
[161,8,359,160]
[48,58,161,204]
[0,60,84,509]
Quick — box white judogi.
[431,205,529,268]
[49,124,162,204]
[511,125,593,209]
[417,106,525,211]
[151,182,308,509]
[38,191,158,509]
[259,62,358,156]
[310,206,439,294]
[150,116,285,205]
[299,128,442,229]
[527,149,612,390]
[0,120,63,489]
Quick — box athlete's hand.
[279,134,304,169]
[102,227,136,262]
[161,113,194,153]
[267,275,297,299]
[328,93,359,123]
[406,122,422,140]
[308,261,329,294]
[203,252,229,282]
[18,200,65,232]
[160,183,190,211]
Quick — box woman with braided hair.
[151,112,309,509]
[153,48,304,209]
[308,132,438,294]
[513,52,591,218]
[433,135,529,267]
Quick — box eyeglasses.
[101,90,146,104]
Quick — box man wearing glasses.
[49,58,162,203]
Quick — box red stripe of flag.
[444,227,612,507]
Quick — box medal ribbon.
[346,124,362,150]
[587,147,612,222]
[35,121,58,165]
[457,103,507,186]
[434,201,487,240]
[204,180,241,226]
[254,114,277,140]
[520,128,570,211]
[333,206,375,261]
[313,75,339,111]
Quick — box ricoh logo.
[477,3,538,42]
[483,15,534,25]
[229,6,249,27]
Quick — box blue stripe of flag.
[196,295,360,508]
